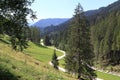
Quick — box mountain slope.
[32,18,69,29]
[44,0,120,70]
[91,10,120,67]
[0,35,76,80]
[43,0,120,35]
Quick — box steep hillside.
[43,0,120,36]
[42,0,120,51]
[91,11,120,68]
[0,35,76,80]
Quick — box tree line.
[1,0,120,80]
[91,11,120,67]
[43,1,120,79]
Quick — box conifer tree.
[44,35,51,46]
[65,3,96,80]
[29,27,41,43]
[52,49,59,69]
[91,11,120,66]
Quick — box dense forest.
[91,11,120,67]
[0,0,120,80]
[42,0,120,71]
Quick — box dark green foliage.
[29,27,41,43]
[44,35,51,46]
[0,16,6,34]
[0,0,35,51]
[91,11,120,66]
[43,1,120,71]
[9,26,29,51]
[42,1,120,53]
[65,3,96,80]
[52,49,59,69]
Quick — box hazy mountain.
[32,18,69,29]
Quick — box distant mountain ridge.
[43,0,120,35]
[32,18,69,29]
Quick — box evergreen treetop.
[52,49,59,69]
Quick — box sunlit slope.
[25,42,62,63]
[0,36,76,80]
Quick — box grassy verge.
[96,71,120,80]
[58,56,120,80]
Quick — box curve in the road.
[49,48,103,80]
[49,48,66,72]
[40,41,103,80]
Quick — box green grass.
[24,39,120,80]
[1,35,120,80]
[97,71,120,80]
[0,37,76,80]
[59,58,65,68]
[0,34,11,44]
[25,42,63,63]
[59,55,120,80]
[0,53,42,80]
[0,51,72,80]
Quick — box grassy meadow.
[0,35,77,80]
[96,71,120,80]
[25,42,62,63]
[0,35,120,80]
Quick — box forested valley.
[43,0,120,73]
[0,0,120,80]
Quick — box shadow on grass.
[0,39,10,44]
[0,68,19,80]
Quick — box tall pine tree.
[44,35,51,46]
[65,3,96,80]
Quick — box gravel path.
[49,48,67,72]
[49,47,103,80]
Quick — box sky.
[28,0,118,23]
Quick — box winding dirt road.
[40,40,103,80]
[49,47,103,80]
[49,48,66,72]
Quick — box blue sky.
[29,0,118,23]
